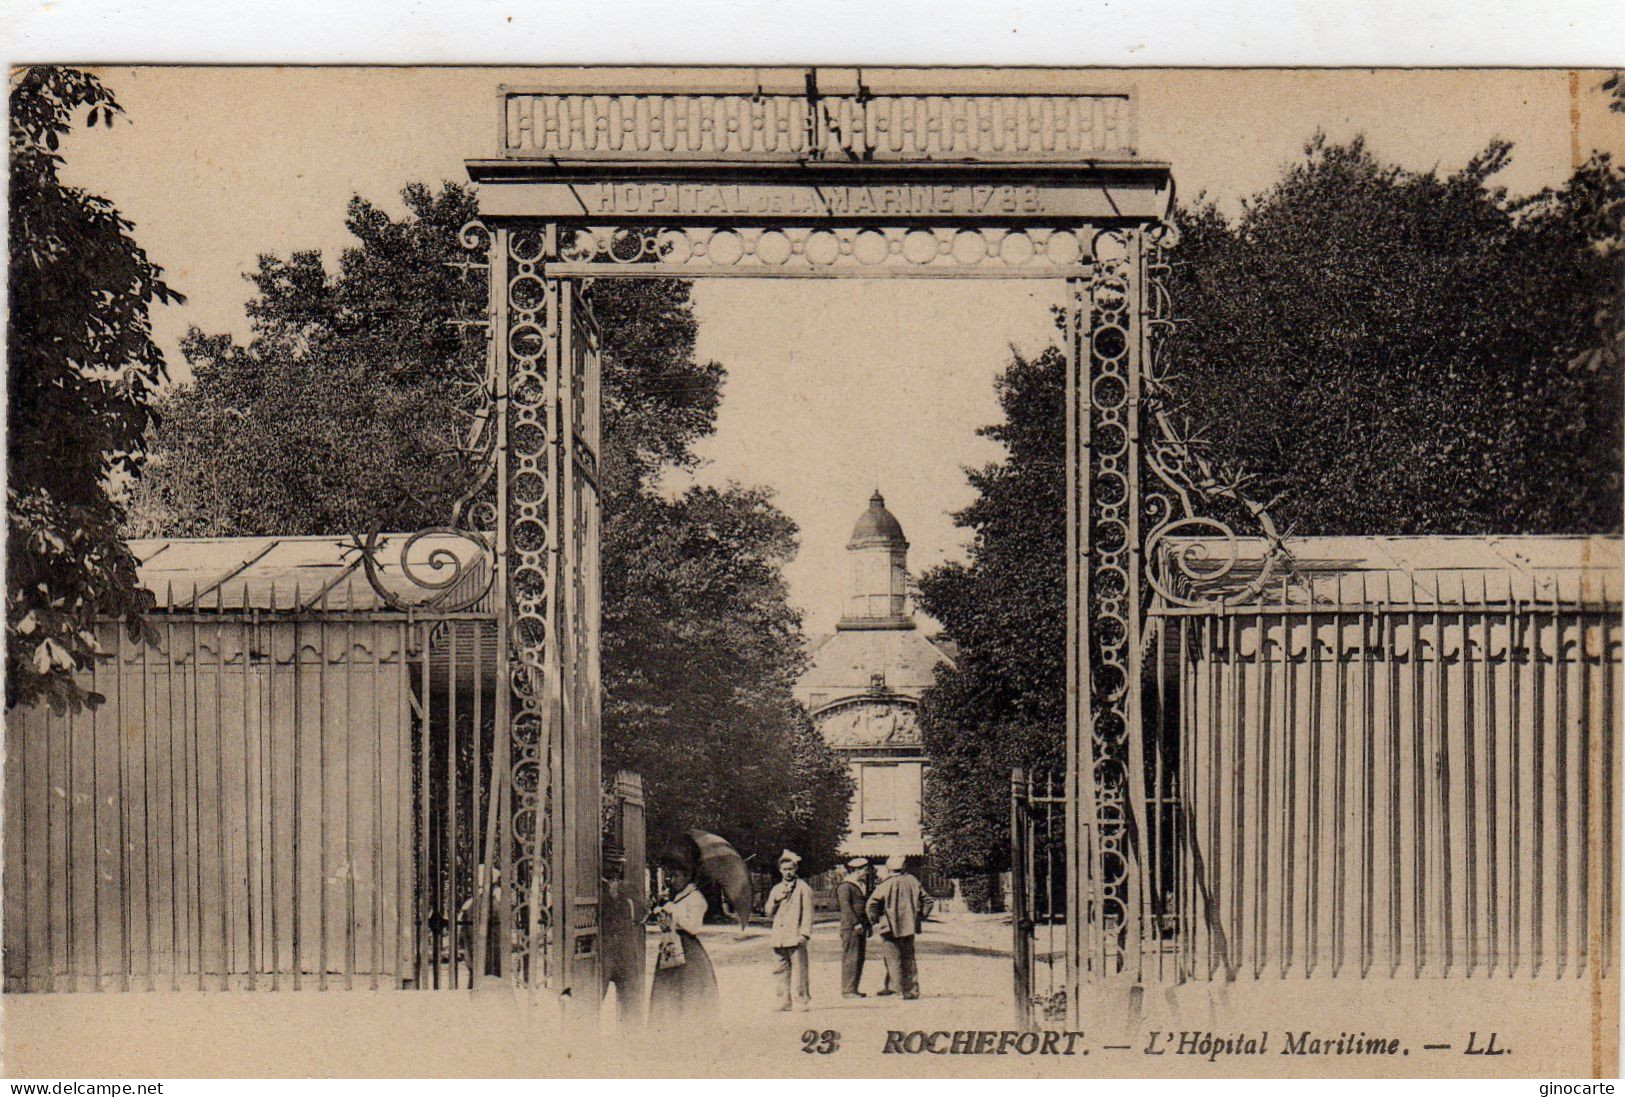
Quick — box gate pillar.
[1066,225,1164,1012]
[484,223,604,1005]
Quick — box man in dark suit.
[834,857,871,998]
[866,854,933,1000]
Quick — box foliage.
[915,347,1067,880]
[128,185,484,537]
[1167,137,1623,536]
[7,67,181,711]
[919,137,1625,878]
[605,483,851,871]
[132,182,851,868]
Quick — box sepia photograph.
[3,58,1623,1079]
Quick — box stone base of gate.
[1077,974,1617,1078]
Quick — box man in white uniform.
[763,849,816,1011]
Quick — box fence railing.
[2,588,499,992]
[1011,768,1068,1025]
[1140,581,1620,984]
[498,86,1137,162]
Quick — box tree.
[918,138,1625,890]
[7,67,182,712]
[604,483,851,869]
[128,185,485,537]
[1167,137,1623,536]
[914,347,1067,900]
[132,183,852,870]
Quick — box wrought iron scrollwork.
[1082,227,1136,966]
[350,528,495,613]
[1081,220,1294,980]
[501,223,557,986]
[1139,220,1291,611]
[351,218,500,613]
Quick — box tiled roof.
[797,627,955,698]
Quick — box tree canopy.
[132,182,851,871]
[128,184,484,537]
[7,66,181,712]
[1169,136,1622,536]
[914,346,1067,896]
[918,138,1625,890]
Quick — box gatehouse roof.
[126,533,491,613]
[1160,534,1622,607]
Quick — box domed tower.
[794,491,957,875]
[840,490,913,630]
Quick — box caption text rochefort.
[877,1029,1496,1059]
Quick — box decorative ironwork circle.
[1092,326,1128,359]
[1094,471,1126,506]
[511,323,546,360]
[510,274,547,312]
[852,230,889,265]
[1092,374,1126,409]
[1091,229,1129,262]
[708,230,745,265]
[512,519,546,553]
[757,230,794,265]
[510,230,545,262]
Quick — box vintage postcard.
[3,64,1622,1080]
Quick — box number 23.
[802,1029,840,1055]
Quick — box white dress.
[648,884,718,1025]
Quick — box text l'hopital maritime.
[880,1030,1408,1059]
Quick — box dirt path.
[619,911,1020,1053]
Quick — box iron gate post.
[1012,767,1033,1028]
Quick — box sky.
[54,67,1623,635]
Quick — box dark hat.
[658,847,695,874]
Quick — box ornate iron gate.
[0,568,501,993]
[478,227,604,1001]
[462,76,1176,1019]
[1143,555,1620,983]
[1011,768,1068,1027]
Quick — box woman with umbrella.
[647,847,719,1026]
[688,829,755,934]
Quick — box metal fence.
[1011,768,1069,1025]
[1139,571,1620,984]
[2,584,499,992]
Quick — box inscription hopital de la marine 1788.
[587,181,1050,217]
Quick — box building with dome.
[794,492,956,866]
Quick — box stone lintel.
[468,172,1171,224]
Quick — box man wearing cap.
[866,855,933,1000]
[834,857,872,998]
[764,849,816,1011]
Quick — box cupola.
[838,490,913,630]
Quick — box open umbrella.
[687,829,754,932]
